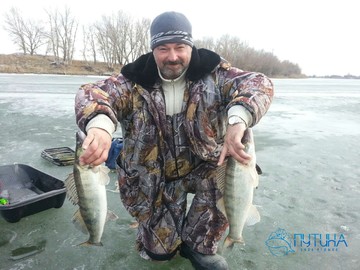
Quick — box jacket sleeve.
[74,74,133,134]
[222,66,274,127]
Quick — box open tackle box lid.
[41,147,75,166]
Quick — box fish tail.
[223,235,245,249]
[78,241,103,247]
[223,237,235,249]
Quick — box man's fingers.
[81,132,95,150]
[79,135,98,163]
[217,144,228,166]
[83,148,108,166]
[79,129,112,166]
[230,149,252,165]
[218,143,252,166]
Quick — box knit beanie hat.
[150,11,194,50]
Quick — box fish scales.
[222,128,260,249]
[73,162,108,243]
[65,131,115,246]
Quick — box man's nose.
[167,49,178,62]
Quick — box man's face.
[153,43,192,80]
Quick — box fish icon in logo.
[265,228,295,256]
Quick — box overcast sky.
[1,0,359,76]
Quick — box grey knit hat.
[150,11,194,50]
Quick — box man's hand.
[79,128,112,166]
[218,123,251,166]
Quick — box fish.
[265,228,295,256]
[265,238,295,256]
[65,131,117,246]
[222,128,261,249]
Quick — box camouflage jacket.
[75,47,273,219]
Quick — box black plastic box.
[0,164,66,223]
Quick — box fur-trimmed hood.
[121,47,221,87]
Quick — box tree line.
[2,7,302,77]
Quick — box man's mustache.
[165,61,183,65]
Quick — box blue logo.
[265,228,295,257]
[265,228,349,257]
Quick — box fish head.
[75,131,86,164]
[241,128,254,145]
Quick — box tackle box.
[41,147,75,166]
[0,164,66,223]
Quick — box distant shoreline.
[0,53,122,76]
[0,53,358,79]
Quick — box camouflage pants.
[133,161,228,260]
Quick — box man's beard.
[160,61,187,80]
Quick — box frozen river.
[0,74,359,269]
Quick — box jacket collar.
[121,47,221,87]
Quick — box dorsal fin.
[64,173,79,205]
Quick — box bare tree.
[132,17,151,58]
[112,11,130,65]
[90,12,151,68]
[117,15,151,64]
[3,7,46,55]
[196,34,302,76]
[194,36,216,50]
[81,25,98,64]
[279,60,301,77]
[45,7,78,64]
[93,15,117,69]
[45,9,60,63]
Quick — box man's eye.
[176,46,187,52]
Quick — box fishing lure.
[0,198,9,205]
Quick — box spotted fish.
[65,131,117,246]
[221,128,261,249]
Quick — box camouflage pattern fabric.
[75,49,273,257]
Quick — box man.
[75,11,273,270]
